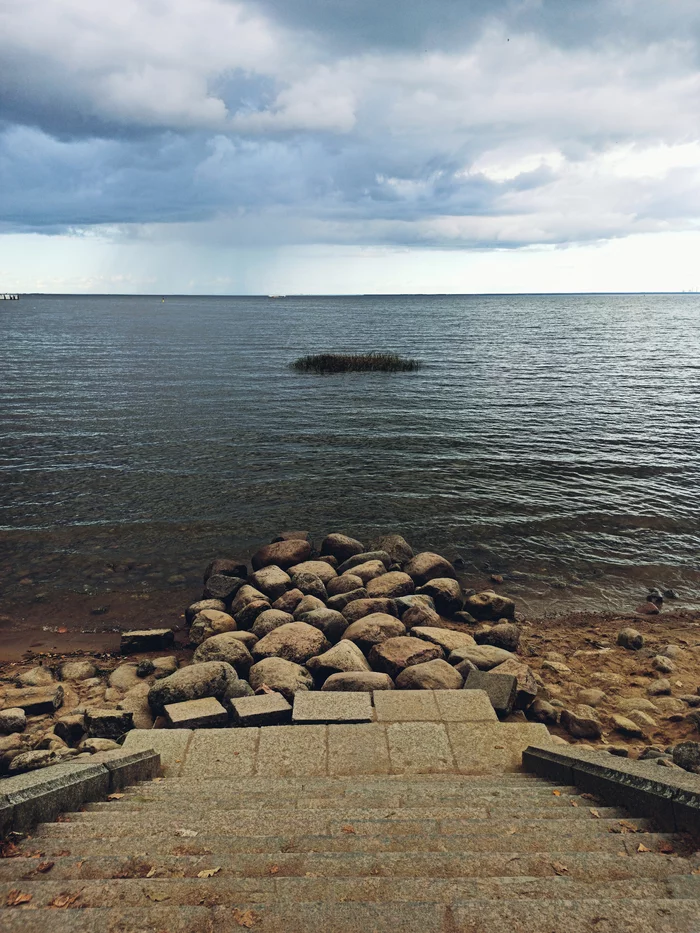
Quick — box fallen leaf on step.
[570,800,579,808]
[36,861,55,873]
[341,825,356,834]
[232,908,261,927]
[552,790,561,796]
[552,862,569,875]
[146,867,157,878]
[590,809,600,819]
[197,867,221,878]
[0,842,22,859]
[658,842,675,855]
[175,829,198,837]
[6,890,32,907]
[580,793,597,801]
[268,865,280,875]
[613,820,639,834]
[507,827,517,835]
[145,890,170,902]
[151,777,164,783]
[49,891,82,908]
[637,843,651,853]
[691,868,700,875]
[107,793,124,800]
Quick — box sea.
[2,293,700,615]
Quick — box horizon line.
[14,290,700,298]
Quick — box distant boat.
[268,295,286,299]
[0,294,19,300]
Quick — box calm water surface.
[2,293,700,614]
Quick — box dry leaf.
[36,861,55,873]
[590,809,601,819]
[340,825,356,834]
[552,861,569,875]
[145,890,170,902]
[197,867,221,878]
[581,793,597,801]
[691,868,700,875]
[49,891,82,908]
[151,777,164,783]
[507,827,517,835]
[658,842,675,855]
[570,800,579,808]
[552,790,561,797]
[146,867,157,878]
[57,627,68,634]
[268,865,280,875]
[637,843,651,853]
[615,820,639,834]
[107,793,125,800]
[6,890,32,907]
[232,908,261,928]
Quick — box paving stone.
[328,723,391,776]
[123,729,193,777]
[447,722,553,773]
[231,693,292,726]
[119,628,175,653]
[373,690,440,721]
[179,728,259,778]
[256,724,328,776]
[434,689,498,722]
[464,669,517,718]
[386,722,456,773]
[293,692,373,724]
[164,697,229,728]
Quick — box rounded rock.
[290,571,328,601]
[186,598,226,626]
[366,572,415,599]
[401,604,442,630]
[416,578,463,615]
[296,608,349,643]
[404,552,457,586]
[617,627,644,650]
[249,566,292,602]
[0,708,27,735]
[248,657,314,703]
[341,613,406,654]
[327,574,364,597]
[463,590,515,621]
[272,588,305,614]
[341,597,398,625]
[189,609,238,646]
[202,574,245,604]
[306,641,372,684]
[322,671,394,692]
[293,595,327,620]
[192,632,254,677]
[395,658,463,690]
[60,661,98,683]
[369,534,413,566]
[251,609,295,639]
[320,533,365,563]
[475,622,521,652]
[235,599,272,631]
[348,560,387,584]
[148,661,240,716]
[203,558,247,583]
[369,636,444,680]
[252,622,331,665]
[289,561,338,585]
[252,539,312,571]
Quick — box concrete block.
[231,693,292,726]
[0,760,108,833]
[374,690,440,721]
[328,723,391,776]
[123,728,192,777]
[464,670,516,718]
[120,628,175,653]
[293,691,373,724]
[90,748,161,790]
[434,689,498,722]
[256,725,328,776]
[3,685,64,714]
[386,722,455,773]
[181,729,260,778]
[85,708,134,739]
[448,722,553,773]
[165,697,228,728]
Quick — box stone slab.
[120,628,175,653]
[0,760,107,834]
[165,697,229,728]
[447,722,553,773]
[373,690,440,721]
[231,693,292,727]
[89,748,161,790]
[181,729,260,778]
[293,691,373,724]
[523,744,700,834]
[434,689,498,722]
[328,723,391,775]
[386,722,456,773]
[123,728,193,777]
[256,725,328,776]
[463,670,516,718]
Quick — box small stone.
[81,738,122,752]
[659,645,683,660]
[327,574,364,598]
[0,708,26,734]
[203,558,247,583]
[271,588,305,614]
[681,695,700,707]
[395,658,463,690]
[322,671,394,692]
[320,533,365,563]
[611,713,644,737]
[607,745,630,757]
[395,594,436,616]
[251,609,295,638]
[366,571,415,599]
[626,709,656,728]
[185,599,226,626]
[369,636,444,680]
[252,622,330,665]
[249,565,292,601]
[463,590,516,621]
[306,641,372,683]
[136,659,155,678]
[672,741,700,773]
[341,613,406,653]
[230,584,267,615]
[120,629,175,653]
[292,595,327,619]
[231,692,292,726]
[652,655,675,674]
[475,623,520,652]
[53,714,86,745]
[235,599,272,630]
[415,578,463,615]
[85,708,134,739]
[202,574,245,603]
[326,588,370,612]
[248,657,314,703]
[638,746,667,760]
[18,666,54,688]
[411,627,476,653]
[542,660,571,674]
[453,611,478,625]
[577,688,607,707]
[296,609,349,643]
[560,705,603,740]
[635,602,659,616]
[290,571,328,600]
[448,645,515,670]
[404,552,457,586]
[288,560,338,585]
[192,632,254,676]
[153,657,178,678]
[647,679,672,696]
[165,697,228,728]
[8,749,72,773]
[401,604,442,630]
[348,560,388,584]
[528,698,558,724]
[251,539,312,571]
[464,670,517,719]
[490,658,537,709]
[108,663,142,691]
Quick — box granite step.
[1,899,700,932]
[1,850,696,883]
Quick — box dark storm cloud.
[1,0,700,249]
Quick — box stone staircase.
[1,694,699,931]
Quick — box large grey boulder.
[341,613,406,654]
[148,661,240,716]
[369,534,413,566]
[248,658,314,703]
[416,578,463,615]
[366,571,415,599]
[297,609,349,643]
[322,671,394,692]
[251,609,295,638]
[189,609,237,645]
[341,597,398,624]
[321,533,365,563]
[404,552,457,586]
[306,641,372,683]
[368,636,444,680]
[249,565,291,601]
[192,632,254,676]
[252,538,312,571]
[252,622,331,665]
[463,590,515,621]
[396,659,463,690]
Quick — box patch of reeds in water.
[291,352,422,373]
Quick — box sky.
[2,0,700,294]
